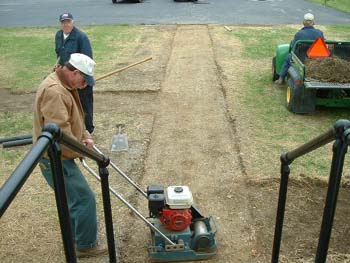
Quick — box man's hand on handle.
[82,138,94,149]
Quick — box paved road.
[0,0,349,27]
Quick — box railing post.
[271,153,291,263]
[315,138,348,262]
[99,165,117,263]
[48,142,76,263]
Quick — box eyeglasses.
[77,71,87,87]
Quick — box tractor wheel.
[286,85,295,112]
[286,78,302,113]
[272,56,279,81]
[286,78,316,113]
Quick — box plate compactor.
[147,185,217,262]
[81,147,218,262]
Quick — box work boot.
[76,244,108,258]
[274,77,284,85]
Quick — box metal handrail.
[0,124,109,215]
[0,123,116,263]
[0,134,32,144]
[272,119,350,263]
[0,133,51,216]
[284,128,336,164]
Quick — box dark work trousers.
[279,53,292,79]
[78,85,94,134]
[39,158,98,249]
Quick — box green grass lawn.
[0,25,137,92]
[309,0,350,13]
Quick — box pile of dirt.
[305,56,350,83]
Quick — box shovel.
[111,124,129,152]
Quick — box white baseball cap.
[304,13,314,21]
[68,53,96,86]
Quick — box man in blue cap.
[55,12,95,134]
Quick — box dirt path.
[116,25,254,263]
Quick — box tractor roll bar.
[272,119,350,263]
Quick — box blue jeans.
[39,158,98,249]
[279,53,292,79]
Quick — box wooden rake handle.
[95,56,152,82]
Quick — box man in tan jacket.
[33,53,107,258]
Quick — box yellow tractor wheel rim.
[287,86,291,104]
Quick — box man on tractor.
[275,13,325,85]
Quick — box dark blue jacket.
[55,27,93,66]
[290,26,324,49]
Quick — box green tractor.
[272,40,350,113]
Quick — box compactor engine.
[147,185,217,261]
[148,185,193,231]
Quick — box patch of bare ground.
[0,88,35,112]
[120,24,254,263]
[95,25,176,93]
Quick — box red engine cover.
[160,209,192,231]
